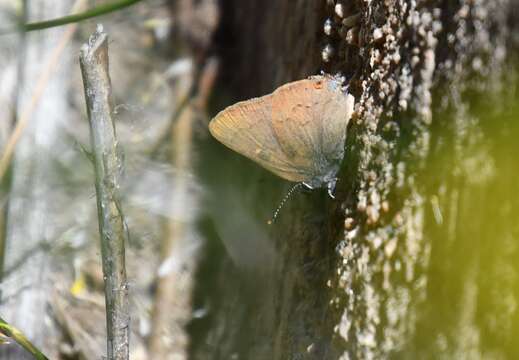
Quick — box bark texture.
[193,0,519,359]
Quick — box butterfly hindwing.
[209,94,312,182]
[271,76,352,179]
[319,83,355,164]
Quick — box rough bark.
[193,0,519,359]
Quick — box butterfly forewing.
[209,94,311,182]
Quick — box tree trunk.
[193,0,519,359]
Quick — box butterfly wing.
[209,94,312,182]
[271,78,327,167]
[271,76,354,183]
[319,83,355,164]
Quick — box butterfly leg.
[327,178,338,199]
[302,182,314,191]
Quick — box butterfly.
[209,75,355,198]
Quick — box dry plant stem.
[149,107,193,358]
[193,57,219,110]
[0,0,86,182]
[0,0,84,281]
[148,57,219,159]
[79,26,129,360]
[149,67,195,360]
[149,60,219,357]
[148,93,191,159]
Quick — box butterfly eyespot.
[314,81,323,89]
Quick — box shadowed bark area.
[193,0,519,359]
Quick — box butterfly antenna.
[267,183,303,225]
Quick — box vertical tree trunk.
[193,0,519,359]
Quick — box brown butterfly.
[209,75,355,197]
